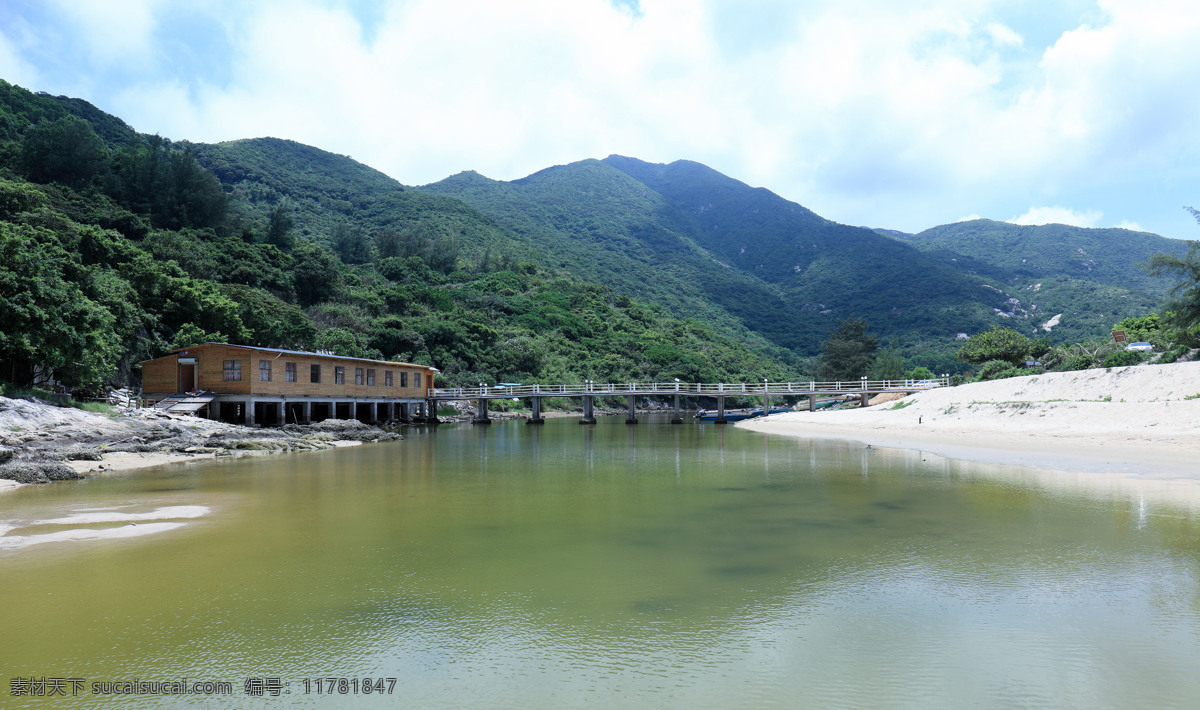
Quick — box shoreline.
[0,395,403,490]
[737,361,1200,500]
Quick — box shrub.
[1102,350,1145,368]
[975,360,1013,380]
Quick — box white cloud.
[1115,220,1145,232]
[1009,206,1103,228]
[0,29,39,89]
[47,0,161,66]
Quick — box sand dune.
[739,361,1200,480]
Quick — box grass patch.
[1185,393,1200,401]
[888,400,914,410]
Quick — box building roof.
[140,343,438,371]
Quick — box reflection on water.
[1,415,1199,708]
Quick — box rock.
[0,447,11,464]
[0,461,84,484]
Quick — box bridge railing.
[431,377,949,399]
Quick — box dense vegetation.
[1,78,1194,399]
[0,80,797,395]
[887,219,1188,344]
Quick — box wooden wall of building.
[141,344,433,398]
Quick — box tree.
[1144,207,1200,335]
[817,316,878,381]
[0,222,120,388]
[264,204,295,249]
[292,242,341,306]
[19,115,107,187]
[869,338,904,379]
[331,222,371,264]
[957,326,1034,365]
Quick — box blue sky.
[2,0,1198,239]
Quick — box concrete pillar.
[425,399,441,425]
[527,397,544,424]
[302,401,311,424]
[208,400,220,420]
[860,392,869,407]
[400,403,410,421]
[671,394,682,424]
[349,401,357,421]
[474,397,491,424]
[809,395,817,412]
[580,395,596,424]
[626,395,638,424]
[246,398,256,426]
[715,396,726,424]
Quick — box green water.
[1,416,1199,708]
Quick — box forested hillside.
[0,78,1185,394]
[886,219,1186,341]
[0,80,798,393]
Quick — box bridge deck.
[432,378,949,401]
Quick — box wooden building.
[139,343,438,425]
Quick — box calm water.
[2,416,1199,708]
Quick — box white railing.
[431,377,949,399]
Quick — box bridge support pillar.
[809,395,817,412]
[527,397,544,424]
[715,396,726,424]
[580,395,596,424]
[626,395,638,424]
[860,392,869,407]
[474,397,491,424]
[671,394,682,424]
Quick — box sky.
[2,0,1199,239]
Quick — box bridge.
[429,377,951,424]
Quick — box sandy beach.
[739,361,1200,483]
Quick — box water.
[2,416,1199,708]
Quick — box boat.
[694,406,793,422]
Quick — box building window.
[259,360,272,381]
[400,371,408,388]
[286,362,296,382]
[335,366,344,385]
[414,372,422,388]
[311,364,321,383]
[366,368,375,386]
[223,360,242,381]
[355,367,364,385]
[385,371,393,387]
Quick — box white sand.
[739,361,1200,482]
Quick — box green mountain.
[885,219,1190,340]
[0,78,1187,393]
[0,80,797,392]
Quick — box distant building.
[139,343,437,425]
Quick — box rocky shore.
[0,395,404,487]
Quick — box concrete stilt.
[527,396,545,424]
[580,395,596,424]
[246,398,256,426]
[625,395,638,424]
[302,401,311,424]
[474,397,491,424]
[426,399,440,425]
[671,394,682,424]
[809,395,817,412]
[860,392,869,407]
[715,396,726,424]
